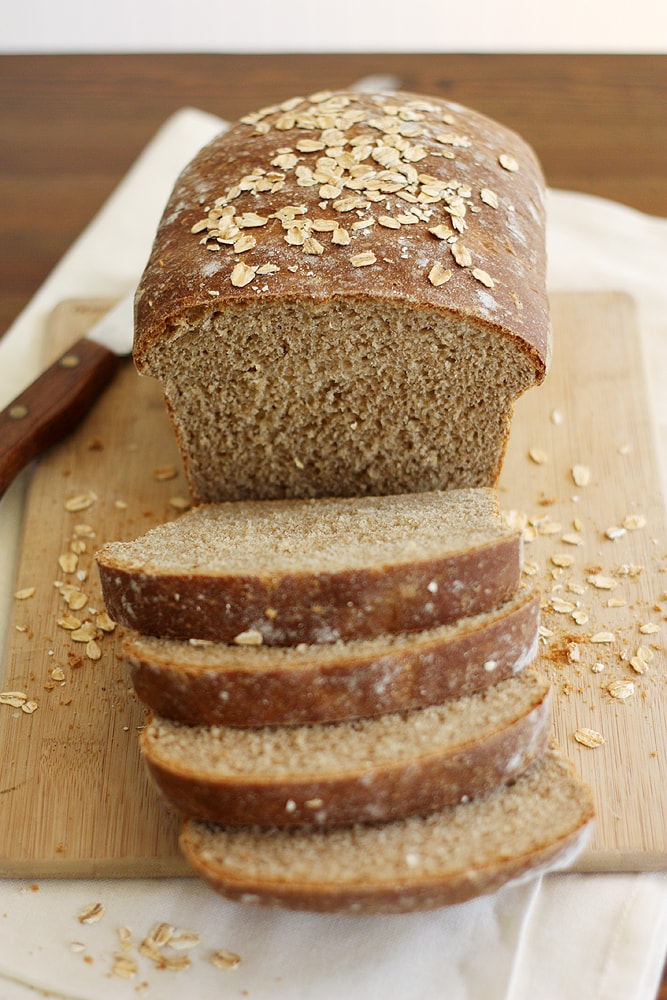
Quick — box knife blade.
[0,293,135,498]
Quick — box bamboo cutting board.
[0,291,665,877]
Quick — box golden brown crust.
[98,530,522,645]
[141,677,551,828]
[134,90,550,374]
[123,588,540,726]
[177,751,595,914]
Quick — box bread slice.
[133,90,550,504]
[179,749,594,914]
[96,488,522,645]
[140,670,551,828]
[123,586,539,726]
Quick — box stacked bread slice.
[96,488,594,914]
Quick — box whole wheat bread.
[123,585,539,726]
[141,670,551,828]
[133,90,550,503]
[179,749,593,914]
[96,488,522,645]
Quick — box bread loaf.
[133,89,550,503]
[123,585,539,726]
[179,749,593,914]
[140,670,551,828]
[96,488,523,645]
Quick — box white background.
[3,0,667,53]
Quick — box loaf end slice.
[140,670,551,828]
[96,488,522,645]
[179,749,594,914]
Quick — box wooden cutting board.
[0,291,665,877]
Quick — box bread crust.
[141,673,551,828]
[123,587,540,726]
[178,751,595,914]
[97,519,523,645]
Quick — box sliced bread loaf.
[140,670,551,828]
[123,586,539,726]
[134,90,550,503]
[178,749,594,914]
[96,488,522,645]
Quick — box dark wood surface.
[0,53,665,996]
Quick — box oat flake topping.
[188,92,521,290]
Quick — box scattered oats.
[73,524,95,538]
[51,667,65,682]
[350,251,377,267]
[428,263,452,286]
[571,465,591,487]
[551,553,575,568]
[538,625,554,639]
[210,949,242,971]
[58,553,78,574]
[639,622,660,635]
[588,574,617,590]
[499,153,519,172]
[58,614,82,630]
[605,525,626,541]
[70,623,98,643]
[256,263,280,275]
[331,227,351,245]
[302,236,324,255]
[169,496,191,511]
[623,514,647,530]
[86,639,102,661]
[170,929,201,951]
[636,645,655,664]
[0,692,27,707]
[428,223,454,240]
[112,955,138,979]
[607,679,635,700]
[451,243,472,267]
[233,629,264,646]
[96,611,116,632]
[591,661,606,673]
[472,268,495,287]
[78,902,105,924]
[14,586,36,600]
[230,262,256,287]
[522,559,539,576]
[236,212,268,228]
[161,954,191,972]
[606,597,627,608]
[630,655,649,674]
[480,187,499,208]
[572,610,589,625]
[562,533,584,546]
[574,727,605,748]
[378,215,401,229]
[69,941,86,953]
[114,499,127,510]
[64,492,96,513]
[552,598,577,614]
[550,408,564,425]
[536,519,562,536]
[568,642,582,662]
[568,581,586,595]
[529,447,548,465]
[591,631,615,644]
[65,590,88,611]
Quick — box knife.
[0,293,134,498]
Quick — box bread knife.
[0,294,134,498]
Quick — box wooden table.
[1,53,665,997]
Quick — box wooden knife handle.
[0,337,121,498]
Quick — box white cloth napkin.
[0,106,666,1000]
